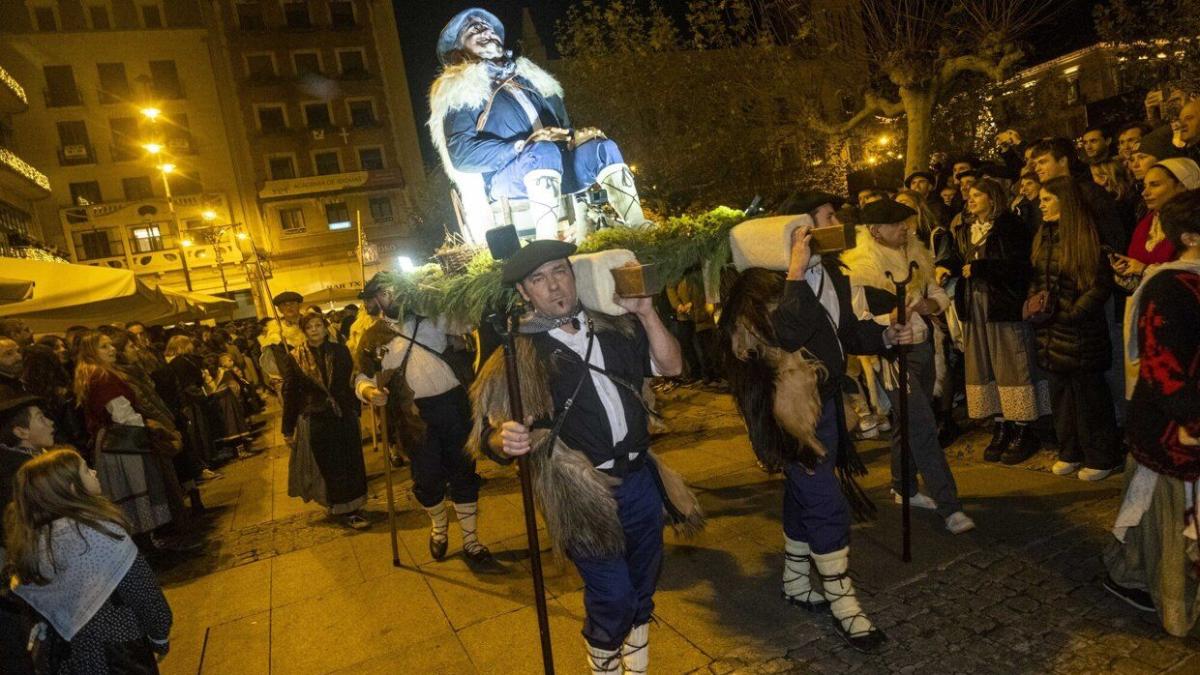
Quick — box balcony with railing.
[0,146,51,200]
[0,65,29,113]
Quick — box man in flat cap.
[904,170,949,226]
[259,290,306,352]
[841,200,973,535]
[428,8,648,243]
[471,240,701,673]
[354,272,494,569]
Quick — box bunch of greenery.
[385,206,746,324]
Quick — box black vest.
[527,325,651,476]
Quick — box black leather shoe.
[982,421,1012,462]
[464,546,506,574]
[429,534,448,561]
[831,616,888,654]
[1001,424,1039,465]
[937,418,963,448]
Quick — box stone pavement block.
[271,537,364,608]
[197,611,270,675]
[328,633,476,674]
[348,525,419,580]
[421,554,540,630]
[158,621,207,675]
[163,558,272,628]
[270,569,454,674]
[454,598,591,674]
[1128,643,1187,670]
[1111,657,1169,674]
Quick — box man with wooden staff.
[720,196,919,654]
[471,240,702,674]
[353,272,497,569]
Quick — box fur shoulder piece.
[428,57,563,131]
[839,227,935,295]
[587,310,637,340]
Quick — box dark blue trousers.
[782,397,852,554]
[487,138,625,200]
[570,464,664,650]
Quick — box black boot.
[938,418,963,448]
[1001,424,1040,465]
[982,420,1012,462]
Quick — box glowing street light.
[180,238,193,248]
[235,231,249,241]
[877,134,891,146]
[158,163,175,174]
[201,209,218,221]
[141,107,161,120]
[143,142,163,155]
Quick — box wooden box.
[612,263,662,298]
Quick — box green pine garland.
[387,206,746,324]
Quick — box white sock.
[783,537,826,604]
[621,623,649,674]
[812,547,876,637]
[453,502,483,554]
[587,643,622,675]
[424,502,448,543]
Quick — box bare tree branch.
[806,91,904,134]
[937,46,1024,87]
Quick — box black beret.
[903,171,935,187]
[784,190,845,216]
[0,394,44,426]
[272,291,303,306]
[1135,125,1184,162]
[502,240,577,284]
[358,271,398,300]
[859,199,916,225]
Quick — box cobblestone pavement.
[154,386,1199,675]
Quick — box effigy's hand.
[570,127,607,149]
[521,127,571,150]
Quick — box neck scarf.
[517,303,584,334]
[13,518,137,641]
[485,54,517,83]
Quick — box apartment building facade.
[0,56,54,260]
[0,0,424,311]
[206,0,424,303]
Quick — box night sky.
[394,0,1101,167]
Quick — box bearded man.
[429,8,648,242]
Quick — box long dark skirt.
[288,411,367,512]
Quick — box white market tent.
[0,258,235,332]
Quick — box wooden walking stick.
[886,261,919,564]
[495,308,555,675]
[375,374,402,568]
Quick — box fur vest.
[468,311,703,559]
[428,57,563,183]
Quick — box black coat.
[281,341,365,506]
[1028,221,1113,374]
[772,261,890,400]
[954,211,1033,323]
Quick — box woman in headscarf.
[282,313,368,529]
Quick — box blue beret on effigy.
[437,8,505,65]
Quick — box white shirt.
[548,313,639,469]
[354,317,459,401]
[805,256,841,329]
